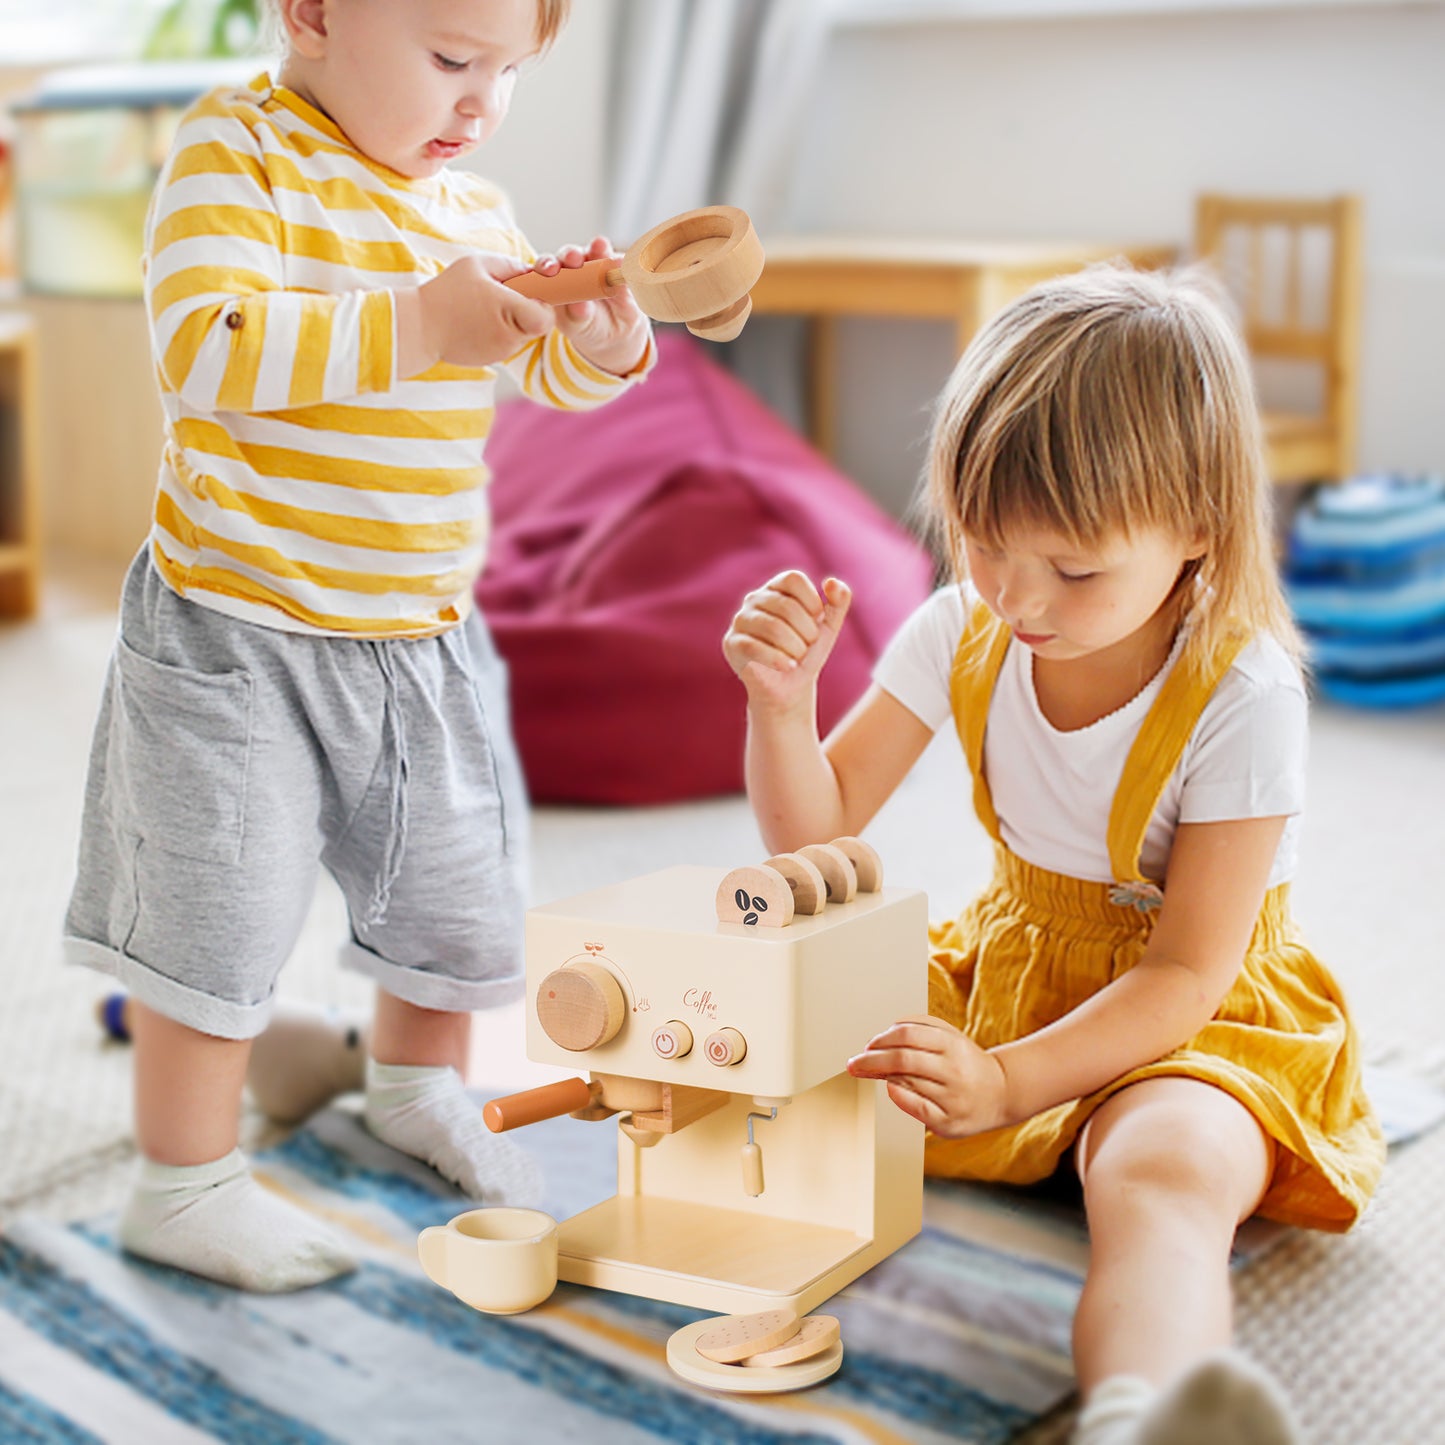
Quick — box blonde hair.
[263,1,572,53]
[927,263,1301,670]
[528,0,571,48]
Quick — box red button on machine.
[703,1027,747,1067]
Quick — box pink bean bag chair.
[476,330,935,804]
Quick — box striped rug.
[2,1070,1439,1445]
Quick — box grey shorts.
[64,548,530,1039]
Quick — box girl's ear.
[275,0,329,58]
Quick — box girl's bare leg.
[362,987,542,1206]
[121,1000,356,1291]
[1070,1077,1298,1444]
[1074,1076,1272,1387]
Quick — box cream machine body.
[484,864,928,1317]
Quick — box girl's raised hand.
[846,1016,1012,1138]
[530,236,650,375]
[723,571,852,712]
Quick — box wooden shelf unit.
[0,312,40,619]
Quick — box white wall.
[458,0,618,254]
[787,1,1445,509]
[465,2,1443,513]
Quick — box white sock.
[1074,1354,1299,1445]
[1074,1376,1157,1445]
[245,999,370,1124]
[363,1060,543,1207]
[118,1149,357,1293]
[1138,1352,1299,1445]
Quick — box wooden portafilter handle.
[483,1077,599,1132]
[503,257,623,306]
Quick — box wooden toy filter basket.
[505,205,764,341]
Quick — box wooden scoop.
[504,205,764,341]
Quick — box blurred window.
[831,0,1416,18]
[0,3,173,66]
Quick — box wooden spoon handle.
[504,257,622,305]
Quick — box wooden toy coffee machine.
[484,840,927,1316]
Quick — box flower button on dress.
[1108,879,1164,913]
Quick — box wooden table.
[748,236,1178,460]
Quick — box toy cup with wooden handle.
[504,205,763,342]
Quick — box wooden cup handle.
[503,257,621,305]
[483,1077,597,1132]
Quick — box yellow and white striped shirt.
[143,74,652,638]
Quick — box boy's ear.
[276,0,329,58]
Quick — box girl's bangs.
[955,394,1167,552]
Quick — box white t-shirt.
[873,585,1307,888]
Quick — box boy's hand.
[723,571,852,714]
[406,255,555,374]
[530,235,651,375]
[846,1016,1014,1138]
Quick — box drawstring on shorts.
[364,643,410,927]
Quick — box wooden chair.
[1194,194,1363,485]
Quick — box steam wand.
[741,1106,779,1197]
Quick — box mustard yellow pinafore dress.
[924,606,1385,1231]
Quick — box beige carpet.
[3,588,1442,1444]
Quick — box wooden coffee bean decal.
[715,866,794,928]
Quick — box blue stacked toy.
[1283,474,1445,707]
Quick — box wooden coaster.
[796,843,858,904]
[739,1314,841,1368]
[694,1308,800,1364]
[763,852,828,916]
[715,865,794,928]
[829,836,883,892]
[666,1318,843,1393]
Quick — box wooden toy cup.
[417,1207,558,1314]
[504,205,764,341]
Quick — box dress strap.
[948,600,1013,842]
[1105,629,1251,886]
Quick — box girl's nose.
[997,572,1047,625]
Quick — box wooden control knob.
[704,1027,747,1067]
[652,1021,694,1060]
[536,960,626,1051]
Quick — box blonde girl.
[723,265,1382,1445]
